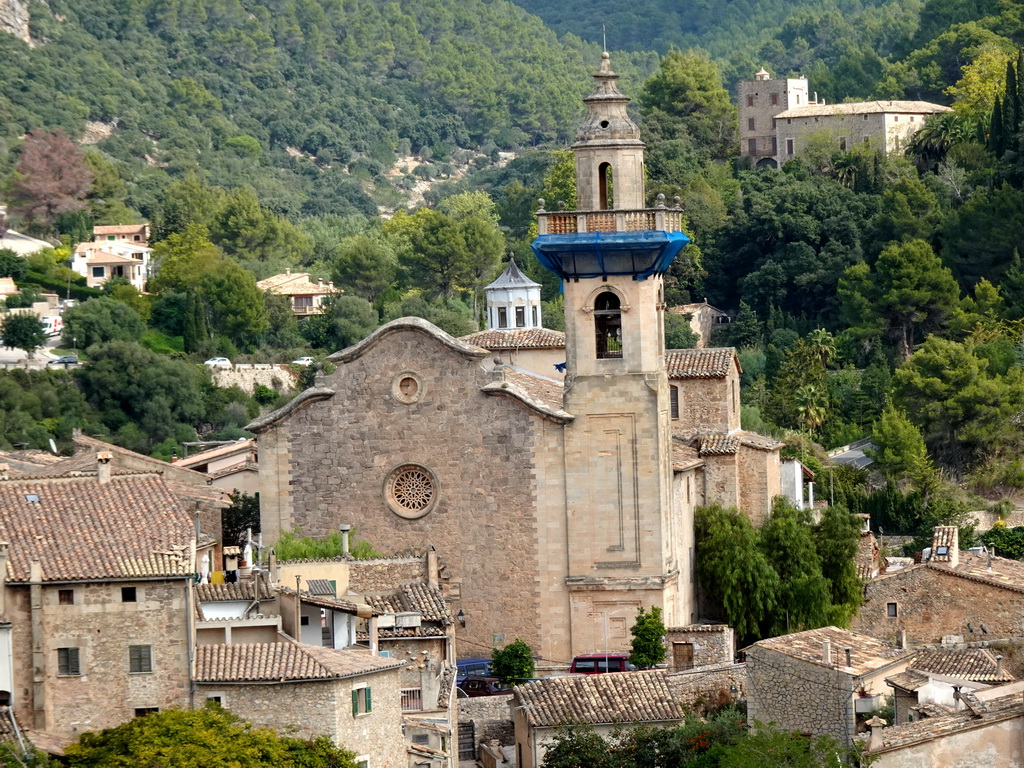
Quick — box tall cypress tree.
[991,96,1004,156]
[183,292,198,353]
[1005,60,1019,155]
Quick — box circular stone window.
[391,370,424,405]
[385,463,439,519]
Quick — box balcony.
[536,195,686,236]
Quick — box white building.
[71,240,152,291]
[484,257,543,330]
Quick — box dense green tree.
[628,606,667,669]
[1,313,48,358]
[0,248,28,280]
[868,407,937,490]
[149,223,222,293]
[331,236,399,304]
[540,723,618,768]
[301,295,379,352]
[839,239,960,359]
[64,704,359,767]
[815,504,864,625]
[491,638,535,685]
[62,297,146,349]
[941,185,1024,288]
[759,498,832,635]
[664,312,699,349]
[695,504,778,644]
[197,260,269,350]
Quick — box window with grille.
[58,648,80,676]
[401,688,423,712]
[129,645,153,673]
[747,117,755,131]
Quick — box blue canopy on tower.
[531,230,691,281]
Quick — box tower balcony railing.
[536,194,685,236]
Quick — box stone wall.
[9,579,191,738]
[211,364,298,395]
[746,645,857,744]
[673,375,736,435]
[459,693,514,748]
[737,444,780,525]
[259,327,548,661]
[666,661,746,711]
[852,565,1024,644]
[665,625,734,669]
[348,557,426,594]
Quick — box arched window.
[594,291,623,359]
[598,162,613,210]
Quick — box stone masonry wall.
[11,580,192,738]
[666,662,746,711]
[459,693,515,747]
[665,625,734,669]
[852,565,1024,645]
[261,327,546,663]
[673,377,732,435]
[204,680,340,741]
[746,646,856,744]
[737,445,780,525]
[348,557,426,594]
[211,364,298,395]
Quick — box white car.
[291,356,315,366]
[203,357,232,368]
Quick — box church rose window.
[385,464,439,519]
[391,370,424,404]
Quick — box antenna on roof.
[602,25,607,52]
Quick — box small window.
[786,118,791,125]
[129,645,153,673]
[863,114,868,121]
[412,734,429,745]
[515,306,526,328]
[531,306,538,326]
[300,616,310,626]
[91,266,105,278]
[771,136,777,154]
[498,307,507,328]
[786,138,794,155]
[796,94,801,104]
[770,93,778,106]
[107,235,115,241]
[747,138,756,155]
[134,708,159,717]
[746,94,754,107]
[887,603,898,618]
[58,589,74,605]
[910,116,915,122]
[133,235,141,241]
[58,647,81,676]
[935,545,949,556]
[352,686,372,716]
[747,117,755,131]
[670,386,679,420]
[207,696,222,704]
[894,115,899,122]
[121,587,137,602]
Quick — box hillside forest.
[3,0,1024,635]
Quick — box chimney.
[953,685,962,711]
[897,630,906,650]
[426,546,438,588]
[0,464,8,481]
[96,451,113,484]
[996,655,1004,678]
[844,646,852,668]
[822,639,832,665]
[866,716,887,752]
[339,525,351,556]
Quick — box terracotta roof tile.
[194,641,402,682]
[775,100,951,119]
[666,348,738,378]
[697,434,740,456]
[461,327,566,350]
[515,670,684,727]
[863,692,1021,753]
[911,649,1015,682]
[749,626,909,677]
[174,439,255,468]
[737,431,784,451]
[886,670,928,692]
[498,369,565,412]
[274,586,370,615]
[195,581,273,602]
[0,475,196,582]
[671,442,703,471]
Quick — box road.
[0,335,63,369]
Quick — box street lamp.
[72,336,76,353]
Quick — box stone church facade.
[251,54,781,663]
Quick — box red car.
[458,677,512,697]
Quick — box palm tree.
[794,384,828,438]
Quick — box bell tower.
[532,53,693,653]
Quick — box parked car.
[47,355,78,366]
[203,357,232,368]
[456,658,493,684]
[569,653,637,674]
[458,677,511,697]
[291,356,315,366]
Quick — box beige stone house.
[92,224,150,245]
[745,626,913,744]
[194,639,407,767]
[0,464,208,747]
[512,670,685,768]
[174,439,259,495]
[71,239,152,291]
[257,270,339,315]
[852,526,1024,645]
[666,300,730,348]
[737,67,950,167]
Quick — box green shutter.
[352,689,358,717]
[365,687,372,712]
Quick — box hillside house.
[257,270,339,315]
[70,240,152,291]
[666,300,730,348]
[92,224,150,245]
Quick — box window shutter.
[70,648,80,675]
[352,689,359,717]
[365,687,372,712]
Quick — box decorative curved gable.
[328,316,489,364]
[245,387,335,434]
[481,380,574,424]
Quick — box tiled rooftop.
[495,369,565,413]
[194,641,402,683]
[666,348,738,378]
[515,670,684,728]
[174,439,255,468]
[775,100,952,119]
[750,626,908,677]
[911,649,1014,682]
[195,581,273,602]
[671,442,703,472]
[257,271,338,295]
[365,582,452,626]
[0,475,196,582]
[460,327,566,350]
[696,434,740,456]
[275,586,370,615]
